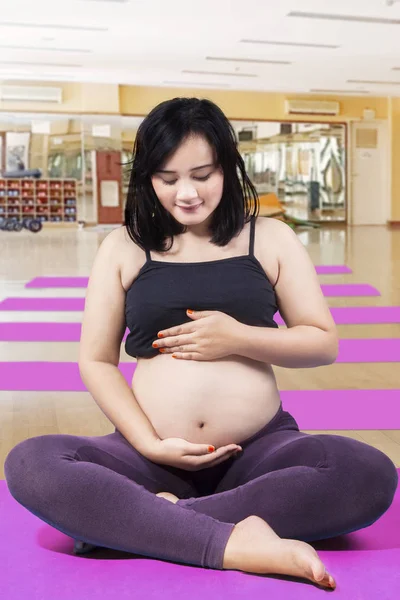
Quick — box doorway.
[350,121,389,225]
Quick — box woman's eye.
[162,174,211,186]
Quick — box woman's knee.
[369,451,398,515]
[5,435,63,505]
[313,434,398,525]
[351,450,398,531]
[339,439,398,522]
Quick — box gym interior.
[0,1,399,598]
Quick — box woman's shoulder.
[114,225,141,252]
[253,217,295,286]
[115,225,147,292]
[255,215,293,236]
[256,216,298,253]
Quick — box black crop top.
[124,215,279,359]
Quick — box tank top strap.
[145,248,152,262]
[249,215,256,257]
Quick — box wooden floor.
[0,220,399,478]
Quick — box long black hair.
[123,97,259,252]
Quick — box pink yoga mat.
[0,299,389,320]
[17,284,374,297]
[336,338,400,362]
[0,362,398,429]
[327,306,400,325]
[0,307,399,325]
[1,325,399,362]
[25,266,353,288]
[0,476,399,600]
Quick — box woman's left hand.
[152,310,243,361]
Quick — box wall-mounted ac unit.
[238,130,254,141]
[285,99,340,116]
[0,85,62,103]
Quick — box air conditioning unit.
[285,99,340,116]
[238,130,254,141]
[0,85,62,103]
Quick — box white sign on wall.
[31,121,51,135]
[92,125,111,138]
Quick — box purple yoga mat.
[0,298,86,311]
[25,266,353,288]
[1,324,399,362]
[1,307,399,327]
[321,284,379,296]
[315,265,352,274]
[18,284,375,297]
[0,362,399,429]
[0,298,390,323]
[336,338,400,362]
[0,476,399,600]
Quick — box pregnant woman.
[5,98,398,591]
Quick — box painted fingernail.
[159,348,166,353]
[208,446,215,453]
[157,333,164,338]
[152,342,158,348]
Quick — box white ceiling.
[1,0,400,96]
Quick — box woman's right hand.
[146,437,243,471]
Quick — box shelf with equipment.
[0,178,77,223]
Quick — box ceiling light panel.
[240,39,339,49]
[0,72,78,79]
[206,56,291,65]
[0,21,107,32]
[182,70,257,78]
[0,61,82,68]
[0,45,92,53]
[164,81,231,88]
[288,11,400,25]
[310,88,370,94]
[347,79,400,85]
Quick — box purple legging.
[4,402,398,569]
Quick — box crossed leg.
[177,430,398,542]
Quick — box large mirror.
[231,120,346,223]
[0,112,346,225]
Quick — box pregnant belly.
[131,353,281,448]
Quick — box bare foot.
[223,516,336,590]
[156,492,180,504]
